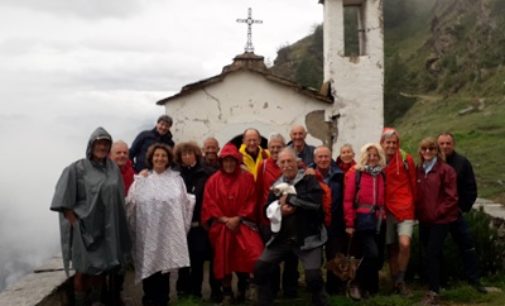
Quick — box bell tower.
[320,0,384,151]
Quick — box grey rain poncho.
[51,127,131,275]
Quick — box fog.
[0,0,322,292]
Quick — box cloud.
[0,0,148,19]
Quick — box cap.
[266,200,282,233]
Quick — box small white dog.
[271,182,297,197]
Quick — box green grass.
[175,276,505,306]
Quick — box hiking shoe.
[420,291,439,306]
[347,285,362,301]
[470,281,488,294]
[395,282,413,297]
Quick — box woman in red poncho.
[201,143,264,303]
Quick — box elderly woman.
[173,141,221,301]
[201,143,264,303]
[336,143,357,174]
[50,127,131,306]
[126,143,195,306]
[343,143,386,300]
[415,137,458,305]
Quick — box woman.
[50,127,131,306]
[336,143,357,174]
[126,143,195,306]
[415,137,458,305]
[343,143,386,300]
[173,141,221,301]
[201,143,264,303]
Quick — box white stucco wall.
[163,71,329,148]
[322,0,384,153]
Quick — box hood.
[219,143,243,163]
[86,127,112,160]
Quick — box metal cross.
[236,8,263,53]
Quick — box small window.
[344,5,364,56]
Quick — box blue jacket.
[129,127,174,173]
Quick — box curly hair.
[355,143,386,171]
[173,141,202,166]
[145,143,174,170]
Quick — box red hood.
[219,143,243,163]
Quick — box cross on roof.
[236,8,263,53]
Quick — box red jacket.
[201,144,263,279]
[255,158,282,225]
[343,167,385,229]
[120,160,134,196]
[415,160,459,224]
[384,150,416,221]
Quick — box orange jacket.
[384,149,416,221]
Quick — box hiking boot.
[420,291,439,306]
[347,285,361,301]
[470,281,488,294]
[395,281,413,297]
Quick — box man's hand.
[225,216,241,232]
[304,168,316,176]
[63,209,78,225]
[139,169,149,177]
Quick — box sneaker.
[395,282,413,297]
[470,281,488,294]
[347,285,362,301]
[420,291,439,306]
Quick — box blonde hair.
[356,143,386,171]
[418,137,445,163]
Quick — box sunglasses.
[421,147,436,152]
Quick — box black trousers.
[176,226,221,298]
[355,229,385,294]
[419,223,450,293]
[142,272,170,306]
[448,213,480,283]
[254,239,328,306]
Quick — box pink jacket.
[343,167,386,229]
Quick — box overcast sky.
[0,0,322,289]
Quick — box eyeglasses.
[421,147,436,152]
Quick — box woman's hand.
[63,209,78,225]
[225,216,241,232]
[345,227,354,236]
[139,169,149,177]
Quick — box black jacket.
[446,151,478,212]
[266,170,327,250]
[129,127,174,173]
[178,162,212,223]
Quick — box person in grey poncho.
[51,127,132,306]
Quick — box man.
[380,128,416,295]
[307,146,345,295]
[437,132,486,293]
[130,115,175,173]
[254,148,329,306]
[288,124,315,166]
[110,140,134,195]
[239,128,269,179]
[51,127,131,306]
[202,137,220,171]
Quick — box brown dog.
[326,253,362,282]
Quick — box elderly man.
[110,140,134,195]
[254,148,329,306]
[289,124,315,166]
[202,137,220,171]
[307,146,344,294]
[437,132,486,293]
[51,127,131,306]
[130,115,175,173]
[380,128,416,295]
[239,128,269,179]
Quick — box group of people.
[51,114,485,306]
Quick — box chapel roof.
[156,52,333,105]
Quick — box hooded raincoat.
[201,143,264,279]
[50,127,131,275]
